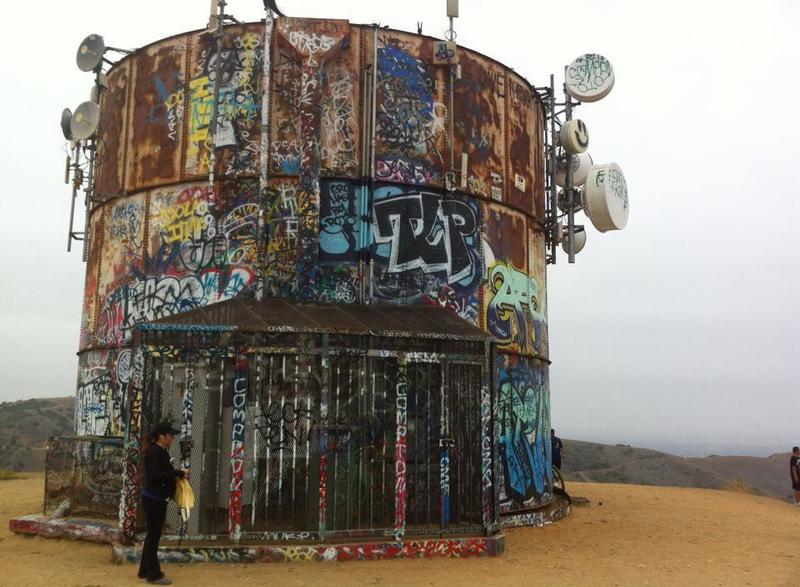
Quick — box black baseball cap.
[150,421,181,438]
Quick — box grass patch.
[721,479,762,495]
[0,470,21,481]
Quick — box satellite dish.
[566,53,615,103]
[70,101,100,140]
[60,108,73,141]
[557,188,583,213]
[582,163,629,232]
[559,119,589,154]
[561,225,586,254]
[555,152,593,188]
[76,34,105,72]
[264,0,285,16]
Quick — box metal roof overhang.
[143,298,492,342]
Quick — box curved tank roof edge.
[105,19,545,104]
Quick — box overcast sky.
[0,0,796,455]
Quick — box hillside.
[0,399,794,500]
[562,439,793,501]
[2,474,798,586]
[0,397,74,471]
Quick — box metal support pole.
[548,74,558,265]
[366,25,379,306]
[256,5,275,301]
[81,138,96,263]
[66,143,81,252]
[208,0,226,187]
[393,355,408,540]
[228,351,247,542]
[318,334,330,541]
[564,71,576,264]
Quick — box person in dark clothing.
[791,446,800,506]
[138,421,187,585]
[551,429,565,470]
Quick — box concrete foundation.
[111,535,506,564]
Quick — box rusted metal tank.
[76,16,552,531]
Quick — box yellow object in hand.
[174,477,195,523]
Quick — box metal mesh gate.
[248,353,320,535]
[144,356,231,536]
[326,355,397,533]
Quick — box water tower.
[15,0,628,563]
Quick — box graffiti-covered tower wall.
[77,18,552,513]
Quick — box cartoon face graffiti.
[486,262,546,353]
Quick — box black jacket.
[143,443,184,500]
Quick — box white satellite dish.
[565,53,615,103]
[77,34,106,72]
[561,224,586,254]
[559,119,589,154]
[70,101,100,140]
[60,108,73,141]
[555,152,593,188]
[582,162,629,232]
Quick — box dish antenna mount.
[537,53,628,265]
[76,34,134,72]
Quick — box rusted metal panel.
[374,31,447,189]
[319,25,361,178]
[269,20,359,179]
[128,36,188,191]
[483,204,527,269]
[269,30,301,177]
[261,178,300,298]
[505,73,535,217]
[80,208,105,350]
[454,52,505,202]
[96,60,130,198]
[149,297,491,340]
[185,25,264,179]
[95,196,146,348]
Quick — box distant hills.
[0,398,74,471]
[0,399,794,501]
[562,439,793,501]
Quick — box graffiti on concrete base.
[111,536,504,564]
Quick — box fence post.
[439,359,450,531]
[481,341,495,534]
[318,334,330,541]
[228,351,248,542]
[119,347,145,542]
[393,355,408,540]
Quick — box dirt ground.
[1,474,798,587]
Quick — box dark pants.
[138,495,168,581]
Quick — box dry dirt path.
[1,474,798,586]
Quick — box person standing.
[791,446,800,506]
[138,422,187,585]
[551,428,565,470]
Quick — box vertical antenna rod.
[208,0,226,188]
[564,69,576,264]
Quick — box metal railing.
[44,435,124,519]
